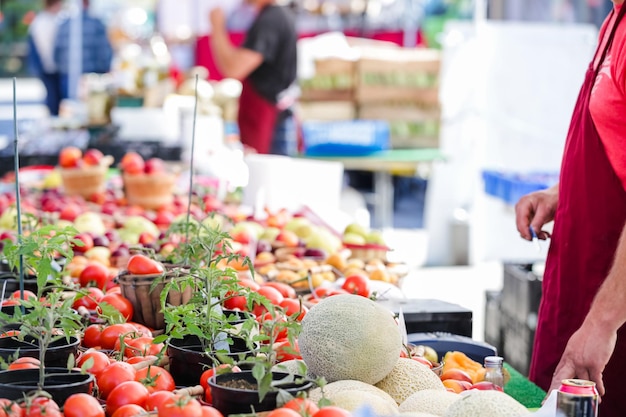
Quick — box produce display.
[0,147,537,417]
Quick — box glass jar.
[484,355,505,388]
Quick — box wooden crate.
[299,58,356,102]
[355,48,441,105]
[297,101,357,121]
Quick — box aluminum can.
[556,379,599,417]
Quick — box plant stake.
[12,78,25,305]
[185,74,199,246]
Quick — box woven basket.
[117,268,193,330]
[60,157,112,199]
[123,172,176,210]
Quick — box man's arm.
[550,221,626,395]
[210,8,262,80]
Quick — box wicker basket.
[123,172,176,210]
[60,157,113,199]
[117,268,193,330]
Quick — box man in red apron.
[210,0,298,156]
[515,2,626,414]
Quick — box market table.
[302,148,445,228]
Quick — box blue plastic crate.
[302,120,390,157]
[482,170,559,205]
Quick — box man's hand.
[549,321,617,397]
[515,184,559,241]
[210,8,226,32]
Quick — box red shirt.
[590,4,626,190]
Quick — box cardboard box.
[297,101,357,121]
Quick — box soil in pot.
[166,334,258,387]
[0,368,94,405]
[209,371,314,416]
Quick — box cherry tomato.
[199,364,241,391]
[106,380,150,416]
[201,406,224,417]
[0,398,21,417]
[267,408,302,417]
[279,298,308,321]
[63,393,104,417]
[82,324,104,348]
[283,398,320,416]
[79,262,110,290]
[126,254,164,275]
[312,406,352,417]
[135,365,176,393]
[8,356,40,370]
[99,293,134,321]
[76,349,110,375]
[97,361,137,399]
[72,287,105,310]
[110,404,146,417]
[145,390,175,411]
[341,274,371,298]
[157,394,203,417]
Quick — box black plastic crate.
[484,290,503,356]
[501,312,536,376]
[501,263,543,325]
[376,298,472,337]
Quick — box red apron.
[529,6,626,416]
[237,79,279,154]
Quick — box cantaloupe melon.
[443,390,530,417]
[298,294,402,384]
[271,359,307,376]
[375,358,446,404]
[308,380,397,405]
[330,389,399,415]
[399,389,460,416]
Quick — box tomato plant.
[341,274,371,298]
[106,380,150,416]
[63,393,104,417]
[127,254,164,275]
[135,365,176,393]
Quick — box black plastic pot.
[166,334,257,387]
[208,371,314,415]
[0,368,93,405]
[0,272,38,296]
[0,335,80,368]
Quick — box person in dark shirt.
[210,0,298,156]
[54,0,112,101]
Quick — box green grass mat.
[504,363,546,409]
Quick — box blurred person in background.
[515,1,626,415]
[209,0,298,156]
[54,0,112,102]
[27,0,63,116]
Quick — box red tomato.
[312,406,352,417]
[267,408,301,417]
[201,406,224,417]
[126,321,153,337]
[99,293,134,321]
[204,386,213,405]
[279,298,308,321]
[79,262,110,289]
[126,355,158,365]
[106,380,150,416]
[72,287,105,310]
[341,274,371,298]
[223,294,248,311]
[126,254,164,275]
[110,404,146,417]
[313,287,349,299]
[145,390,175,411]
[253,286,285,316]
[157,395,203,417]
[0,330,19,338]
[76,349,110,375]
[261,282,296,299]
[237,279,260,291]
[0,398,21,417]
[8,356,40,370]
[10,290,37,300]
[63,393,104,417]
[82,324,104,348]
[135,365,176,393]
[199,364,241,391]
[283,398,320,416]
[274,339,302,362]
[100,323,137,350]
[23,397,62,417]
[97,361,137,399]
[124,336,164,358]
